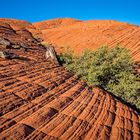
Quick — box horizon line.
[0,17,140,27]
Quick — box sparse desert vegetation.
[58,45,140,109]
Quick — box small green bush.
[58,45,140,109]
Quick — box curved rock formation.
[34,18,140,62]
[0,19,140,140]
[0,18,43,40]
[33,18,81,30]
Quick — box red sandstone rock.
[34,18,140,62]
[0,18,139,140]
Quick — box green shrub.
[58,45,140,109]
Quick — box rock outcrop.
[0,38,10,48]
[0,51,15,59]
[45,45,59,64]
[33,18,81,30]
[34,18,140,62]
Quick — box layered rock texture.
[0,18,140,140]
[34,18,140,62]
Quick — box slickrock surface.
[0,19,140,140]
[0,18,42,40]
[33,18,81,30]
[34,18,140,62]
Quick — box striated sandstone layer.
[0,19,140,140]
[34,18,140,62]
[0,18,42,39]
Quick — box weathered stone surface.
[0,18,139,140]
[0,51,7,58]
[0,38,10,47]
[45,45,59,64]
[0,51,15,59]
[12,44,21,49]
[34,18,140,62]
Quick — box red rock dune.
[33,18,81,30]
[0,18,42,39]
[0,19,140,140]
[33,18,140,62]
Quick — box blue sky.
[0,0,140,25]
